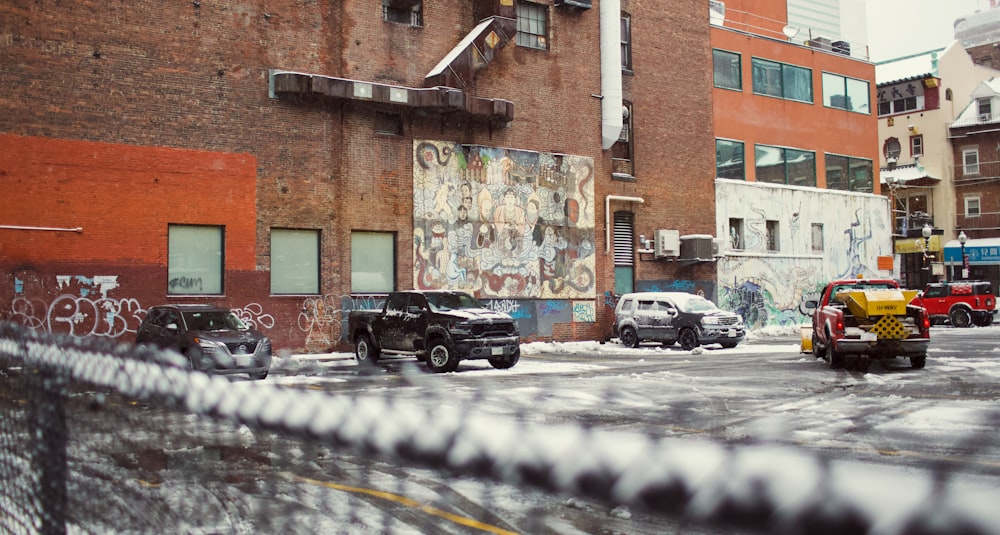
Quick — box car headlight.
[196,339,222,353]
[449,323,473,335]
[702,316,720,326]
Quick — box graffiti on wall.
[715,181,890,330]
[10,275,146,338]
[413,140,596,299]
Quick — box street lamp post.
[922,224,933,284]
[958,231,968,280]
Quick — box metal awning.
[880,163,940,187]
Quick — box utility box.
[654,229,680,258]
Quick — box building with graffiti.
[0,1,721,350]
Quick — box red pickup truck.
[805,278,930,372]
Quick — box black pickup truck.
[348,290,520,373]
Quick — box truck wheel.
[811,334,824,359]
[354,334,380,365]
[427,340,459,373]
[950,308,972,328]
[974,315,993,327]
[488,348,520,369]
[910,355,927,369]
[620,327,639,348]
[679,328,699,351]
[823,343,845,369]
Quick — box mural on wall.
[715,181,892,330]
[413,140,596,299]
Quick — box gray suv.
[613,292,745,350]
[136,304,272,379]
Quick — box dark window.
[766,220,779,252]
[825,154,873,193]
[716,139,745,180]
[516,1,548,50]
[375,111,403,136]
[755,145,816,186]
[621,12,632,71]
[612,101,634,178]
[729,218,744,250]
[752,58,812,103]
[382,0,422,26]
[713,49,742,90]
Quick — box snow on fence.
[1,322,998,534]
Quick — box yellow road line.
[282,472,520,535]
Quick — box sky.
[863,0,992,62]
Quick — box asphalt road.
[239,326,1000,534]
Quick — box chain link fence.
[2,321,999,534]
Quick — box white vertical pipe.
[600,0,623,150]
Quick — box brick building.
[0,0,717,351]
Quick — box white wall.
[715,180,892,328]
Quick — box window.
[825,154,874,193]
[822,72,870,113]
[751,58,812,103]
[728,218,744,250]
[713,49,741,91]
[963,148,980,176]
[168,224,224,295]
[612,101,634,178]
[620,12,632,71]
[766,220,779,252]
[352,231,395,293]
[965,196,981,217]
[884,138,901,161]
[977,97,992,121]
[877,82,922,116]
[755,145,816,186]
[382,0,422,26]
[811,223,824,252]
[375,111,403,136]
[516,1,548,50]
[910,135,923,157]
[271,229,320,295]
[716,139,745,180]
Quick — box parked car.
[912,281,996,327]
[136,304,272,379]
[613,292,745,350]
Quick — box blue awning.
[942,238,1000,265]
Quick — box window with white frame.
[271,229,320,295]
[516,1,548,50]
[168,224,224,295]
[766,220,779,252]
[352,231,395,293]
[382,0,422,26]
[965,196,981,217]
[963,148,980,176]
[977,97,992,121]
[910,135,923,157]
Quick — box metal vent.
[613,211,635,266]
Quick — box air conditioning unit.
[806,37,832,51]
[832,40,851,55]
[554,0,592,9]
[654,229,680,259]
[680,235,715,261]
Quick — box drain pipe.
[605,195,644,252]
[0,225,83,233]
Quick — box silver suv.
[613,292,745,350]
[136,304,272,379]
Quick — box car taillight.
[836,318,844,332]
